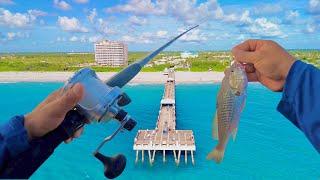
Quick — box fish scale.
[218,87,239,137]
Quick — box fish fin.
[241,97,246,112]
[206,147,225,164]
[212,112,219,140]
[231,127,238,141]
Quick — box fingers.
[232,49,258,64]
[50,83,84,115]
[64,127,84,144]
[35,89,63,111]
[246,72,258,82]
[73,127,84,138]
[64,138,73,144]
[232,39,260,64]
[233,39,259,51]
[244,63,255,73]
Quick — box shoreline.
[0,72,224,84]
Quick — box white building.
[94,40,128,67]
[180,51,198,58]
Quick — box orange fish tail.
[206,147,225,163]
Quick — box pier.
[133,69,196,166]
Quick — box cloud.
[253,4,283,15]
[0,8,44,28]
[57,16,89,32]
[122,33,150,44]
[287,10,299,19]
[122,34,152,44]
[156,30,168,38]
[106,0,166,16]
[305,23,317,33]
[107,1,287,40]
[28,9,48,19]
[86,9,117,36]
[238,10,253,24]
[58,35,89,43]
[246,18,285,38]
[106,0,225,25]
[69,36,78,42]
[221,9,286,39]
[128,15,147,26]
[105,0,288,41]
[0,0,14,5]
[7,32,17,40]
[284,10,300,24]
[122,35,136,43]
[121,30,170,44]
[123,28,205,44]
[309,0,320,14]
[236,34,246,41]
[56,36,66,42]
[88,35,103,43]
[87,8,97,23]
[4,31,29,41]
[305,0,320,33]
[224,10,252,25]
[53,0,71,11]
[74,0,88,4]
[66,35,86,42]
[94,18,117,35]
[163,0,225,24]
[179,28,207,42]
[106,0,268,32]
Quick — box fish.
[206,61,248,163]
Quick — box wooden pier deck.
[133,69,196,165]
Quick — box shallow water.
[0,83,318,179]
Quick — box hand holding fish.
[232,39,295,91]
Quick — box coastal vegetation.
[0,50,319,72]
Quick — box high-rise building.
[94,40,128,67]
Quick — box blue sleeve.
[277,60,320,153]
[0,116,30,169]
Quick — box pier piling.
[185,150,187,164]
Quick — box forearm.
[277,60,320,152]
[0,116,30,169]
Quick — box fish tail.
[206,147,225,163]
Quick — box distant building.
[180,51,198,58]
[94,40,128,67]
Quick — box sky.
[0,0,319,52]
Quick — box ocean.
[0,83,318,179]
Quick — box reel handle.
[0,110,86,178]
[94,152,126,179]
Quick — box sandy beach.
[0,72,224,84]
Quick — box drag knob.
[94,152,126,179]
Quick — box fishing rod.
[0,25,198,179]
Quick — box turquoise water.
[0,83,319,179]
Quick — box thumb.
[51,83,84,115]
[232,48,258,64]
